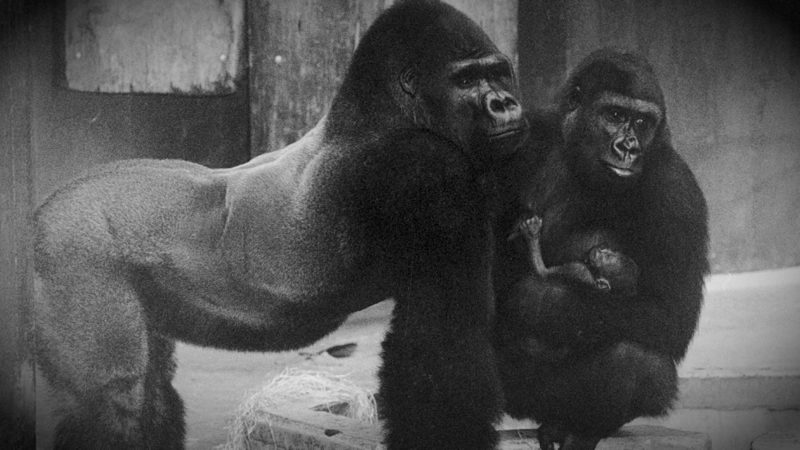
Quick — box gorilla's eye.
[633,117,650,131]
[455,75,476,88]
[490,66,512,82]
[604,107,627,124]
[451,66,480,89]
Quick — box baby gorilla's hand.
[508,215,543,241]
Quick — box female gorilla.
[493,49,709,450]
[33,1,526,448]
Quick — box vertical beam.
[248,0,386,156]
[517,0,567,108]
[0,1,36,447]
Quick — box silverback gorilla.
[494,49,709,450]
[33,1,527,448]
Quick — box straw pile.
[223,368,378,449]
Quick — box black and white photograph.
[1,1,798,449]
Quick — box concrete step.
[752,431,800,450]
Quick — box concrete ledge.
[240,403,711,449]
[751,431,800,450]
[677,375,800,410]
[500,426,710,450]
[683,267,800,381]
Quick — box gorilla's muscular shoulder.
[218,130,368,297]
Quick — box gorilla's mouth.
[604,163,636,178]
[487,127,523,141]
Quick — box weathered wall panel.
[519,0,800,273]
[64,0,245,94]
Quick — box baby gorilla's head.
[586,246,639,295]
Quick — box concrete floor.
[34,267,800,449]
[170,267,800,449]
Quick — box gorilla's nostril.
[613,141,623,154]
[626,137,640,153]
[489,97,505,113]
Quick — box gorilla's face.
[333,1,528,169]
[430,53,527,164]
[564,90,662,192]
[397,18,528,168]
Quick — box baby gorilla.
[512,216,639,296]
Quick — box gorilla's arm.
[514,149,708,361]
[368,131,503,449]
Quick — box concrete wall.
[518,0,800,273]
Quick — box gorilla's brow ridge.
[448,55,512,80]
[596,91,662,122]
[460,45,491,59]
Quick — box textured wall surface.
[519,0,800,273]
[64,0,245,94]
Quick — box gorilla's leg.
[501,340,677,450]
[141,333,184,449]
[35,263,178,449]
[544,342,677,449]
[380,291,503,450]
[536,422,567,450]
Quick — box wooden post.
[0,1,36,447]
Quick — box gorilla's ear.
[400,66,417,97]
[565,85,582,111]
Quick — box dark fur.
[33,1,526,448]
[493,49,709,450]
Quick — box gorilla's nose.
[484,91,521,123]
[613,135,640,160]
